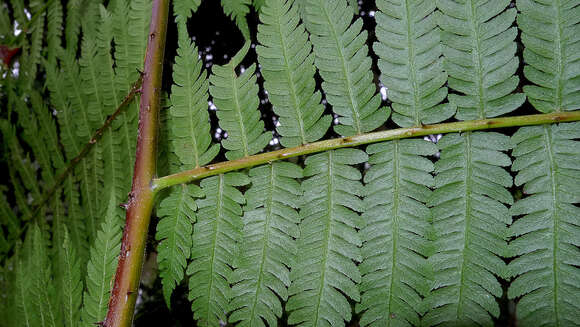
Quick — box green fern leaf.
[256,0,331,147]
[65,0,83,53]
[424,132,513,326]
[210,42,271,160]
[303,0,389,136]
[518,0,580,112]
[253,0,266,12]
[221,0,252,39]
[174,0,202,23]
[507,122,580,326]
[187,173,250,326]
[28,224,59,327]
[46,0,63,63]
[287,149,367,327]
[56,227,83,327]
[156,184,203,306]
[81,194,123,326]
[357,139,437,327]
[438,0,526,120]
[374,0,454,127]
[171,29,220,168]
[230,162,302,327]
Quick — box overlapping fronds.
[507,122,580,326]
[230,162,302,327]
[257,0,331,147]
[518,0,580,113]
[221,0,252,38]
[170,30,220,169]
[357,139,437,327]
[81,195,123,326]
[374,0,454,127]
[302,0,389,136]
[210,42,271,160]
[287,149,366,327]
[438,0,526,120]
[424,132,513,326]
[188,173,250,326]
[156,184,202,306]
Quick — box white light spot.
[209,101,217,111]
[380,86,388,101]
[240,66,246,73]
[14,21,21,36]
[275,121,281,127]
[251,43,256,49]
[206,54,213,61]
[369,10,375,17]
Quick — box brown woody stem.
[104,0,169,326]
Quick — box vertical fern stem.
[153,111,580,190]
[104,0,169,326]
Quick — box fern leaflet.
[188,173,250,326]
[303,0,388,136]
[257,0,331,147]
[56,227,83,327]
[174,0,202,23]
[424,132,513,326]
[438,0,526,120]
[210,42,271,160]
[518,0,580,112]
[171,28,220,169]
[230,162,302,327]
[507,122,580,326]
[357,139,437,327]
[81,194,123,326]
[374,0,454,127]
[156,184,202,306]
[287,149,366,327]
[221,0,252,39]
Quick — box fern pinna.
[0,0,579,327]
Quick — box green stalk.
[153,111,580,190]
[103,0,168,326]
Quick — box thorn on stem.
[119,203,128,210]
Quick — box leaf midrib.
[543,125,561,326]
[319,0,363,134]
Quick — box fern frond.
[221,0,252,39]
[171,30,220,169]
[518,0,580,112]
[65,0,82,53]
[29,224,58,327]
[507,122,580,326]
[210,42,271,160]
[187,173,250,326]
[156,184,203,306]
[230,162,302,327]
[173,0,201,23]
[438,0,526,120]
[81,194,123,325]
[374,0,454,127]
[256,0,331,147]
[287,149,366,327]
[46,0,63,63]
[303,0,388,136]
[56,227,83,327]
[424,132,513,326]
[357,139,437,327]
[253,0,266,12]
